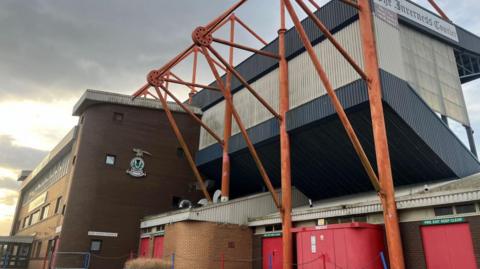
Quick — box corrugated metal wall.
[199,21,365,149]
[399,25,469,125]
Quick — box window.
[72,155,76,165]
[22,216,28,228]
[113,112,124,122]
[265,224,282,232]
[35,241,42,258]
[30,211,40,225]
[40,204,50,220]
[54,197,62,214]
[434,206,454,216]
[105,154,116,165]
[455,204,476,214]
[62,204,66,215]
[90,240,102,252]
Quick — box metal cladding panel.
[196,71,480,199]
[399,25,469,125]
[190,0,358,110]
[381,70,480,177]
[374,15,406,81]
[456,26,480,55]
[199,21,364,149]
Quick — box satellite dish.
[178,199,192,209]
[197,199,209,206]
[213,190,222,203]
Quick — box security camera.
[423,184,429,192]
[308,199,313,208]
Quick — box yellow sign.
[28,192,47,212]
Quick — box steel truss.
[131,1,451,268]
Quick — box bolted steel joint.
[192,26,213,47]
[147,70,163,87]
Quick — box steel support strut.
[279,1,293,268]
[221,15,235,202]
[357,0,406,268]
[201,46,281,209]
[149,84,212,202]
[282,0,381,192]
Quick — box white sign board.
[374,0,458,42]
[88,231,119,238]
[28,192,47,212]
[310,236,317,253]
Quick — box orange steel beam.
[296,0,368,81]
[202,46,281,209]
[221,15,235,202]
[279,1,293,268]
[163,77,221,92]
[205,0,247,35]
[234,16,268,45]
[282,0,381,192]
[151,85,212,202]
[213,37,280,59]
[168,72,196,92]
[158,84,224,145]
[358,0,405,268]
[197,48,228,72]
[427,0,450,21]
[208,46,282,119]
[190,47,199,103]
[307,0,321,10]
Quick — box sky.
[0,0,479,235]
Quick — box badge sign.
[126,148,151,178]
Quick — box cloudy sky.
[0,0,479,235]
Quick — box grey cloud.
[0,190,18,206]
[0,135,48,170]
[0,177,20,191]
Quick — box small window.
[22,217,29,228]
[339,216,353,223]
[325,217,339,224]
[72,156,76,165]
[455,204,476,214]
[90,240,102,252]
[54,197,63,214]
[434,206,454,216]
[40,204,50,220]
[353,215,367,222]
[227,241,235,249]
[113,112,124,122]
[155,225,165,232]
[35,241,42,258]
[30,211,40,225]
[105,154,116,165]
[62,204,66,215]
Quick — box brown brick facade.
[163,221,252,269]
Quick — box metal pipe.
[282,0,381,192]
[162,77,221,91]
[234,16,268,45]
[279,1,293,268]
[427,0,450,21]
[213,37,280,59]
[202,46,281,209]
[307,0,321,10]
[221,16,235,202]
[357,0,405,268]
[339,0,360,9]
[158,84,224,145]
[205,0,247,34]
[153,86,212,202]
[208,46,282,119]
[296,0,368,81]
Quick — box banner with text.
[374,0,459,42]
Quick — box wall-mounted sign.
[88,231,119,238]
[263,232,282,238]
[423,217,465,226]
[126,148,151,177]
[27,192,47,212]
[373,0,459,42]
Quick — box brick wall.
[163,221,252,269]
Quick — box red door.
[421,223,477,269]
[153,236,164,259]
[262,237,283,269]
[139,238,150,257]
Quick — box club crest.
[126,148,151,177]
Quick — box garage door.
[421,223,477,269]
[153,236,164,259]
[139,238,150,257]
